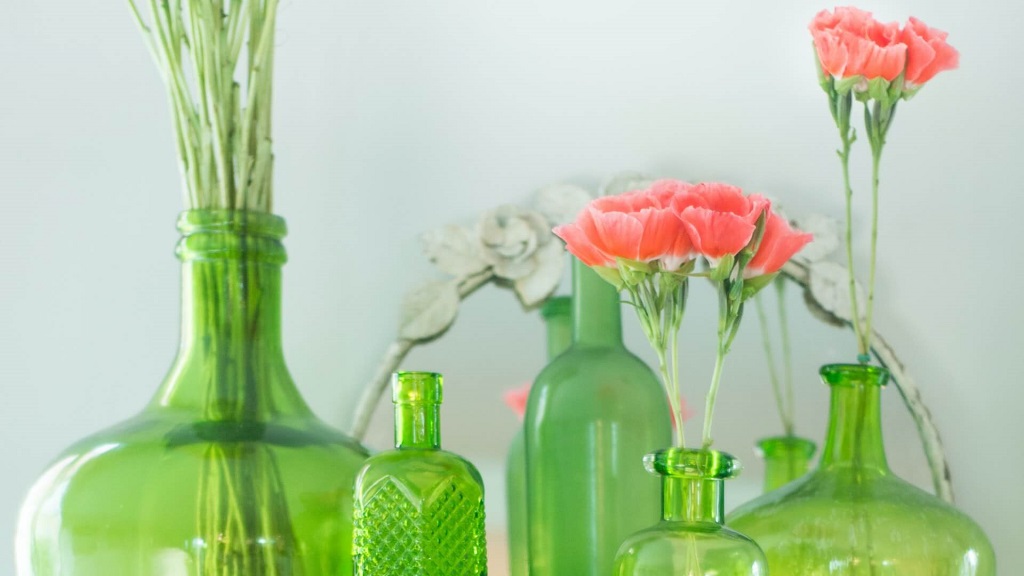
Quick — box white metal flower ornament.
[349,172,954,503]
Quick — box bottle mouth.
[392,371,444,405]
[643,448,741,479]
[541,296,571,320]
[176,210,288,264]
[755,435,817,459]
[820,363,890,388]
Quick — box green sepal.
[615,258,655,288]
[834,75,863,96]
[593,266,626,290]
[709,254,735,282]
[741,272,779,301]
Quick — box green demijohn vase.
[506,296,572,576]
[611,449,767,575]
[16,210,369,576]
[755,435,816,493]
[353,371,487,575]
[728,364,996,575]
[524,258,673,576]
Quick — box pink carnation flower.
[900,17,959,88]
[810,6,906,83]
[745,212,814,278]
[503,383,531,421]
[672,182,770,265]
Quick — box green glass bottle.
[729,364,996,575]
[506,296,572,576]
[525,258,672,576]
[353,372,487,575]
[612,449,768,575]
[755,435,816,493]
[17,210,369,576]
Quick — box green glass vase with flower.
[554,180,813,575]
[16,2,368,574]
[727,8,995,575]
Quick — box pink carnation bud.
[503,383,531,421]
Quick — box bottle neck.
[758,436,816,492]
[152,211,311,421]
[661,476,724,524]
[571,258,622,347]
[542,297,572,361]
[395,403,441,449]
[818,364,890,473]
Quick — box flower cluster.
[810,7,958,361]
[810,6,959,100]
[554,180,811,447]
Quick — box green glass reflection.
[612,449,767,575]
[17,210,369,576]
[525,258,672,576]
[756,435,816,493]
[507,296,571,576]
[353,372,487,575]
[729,364,996,575]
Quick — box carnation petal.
[746,213,814,277]
[552,222,614,267]
[679,207,756,261]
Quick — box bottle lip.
[177,210,287,240]
[541,296,571,320]
[820,363,890,387]
[644,447,741,479]
[392,371,444,405]
[755,435,817,459]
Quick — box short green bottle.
[525,258,672,576]
[729,364,996,575]
[755,435,817,493]
[506,296,572,576]
[353,372,487,575]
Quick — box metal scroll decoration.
[348,172,955,504]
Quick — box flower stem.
[754,293,791,434]
[836,92,868,358]
[702,283,729,449]
[776,279,796,435]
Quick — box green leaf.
[593,266,626,290]
[709,254,735,282]
[741,273,779,301]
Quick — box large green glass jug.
[353,372,487,575]
[16,210,369,576]
[524,257,672,576]
[506,296,571,576]
[728,364,995,575]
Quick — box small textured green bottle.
[506,296,572,576]
[525,258,672,576]
[353,372,487,575]
[755,435,816,493]
[729,364,996,575]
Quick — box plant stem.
[702,283,729,449]
[776,279,795,435]
[838,104,867,358]
[754,293,790,434]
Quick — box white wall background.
[2,0,1022,573]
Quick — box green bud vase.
[755,435,816,493]
[612,449,768,575]
[353,372,487,575]
[17,210,369,575]
[525,258,672,576]
[506,296,572,576]
[728,364,996,575]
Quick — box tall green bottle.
[353,372,487,575]
[729,364,995,575]
[524,258,672,576]
[506,296,572,576]
[17,210,369,575]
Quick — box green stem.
[702,283,729,449]
[754,294,790,434]
[775,279,795,435]
[864,125,885,361]
[839,121,867,358]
